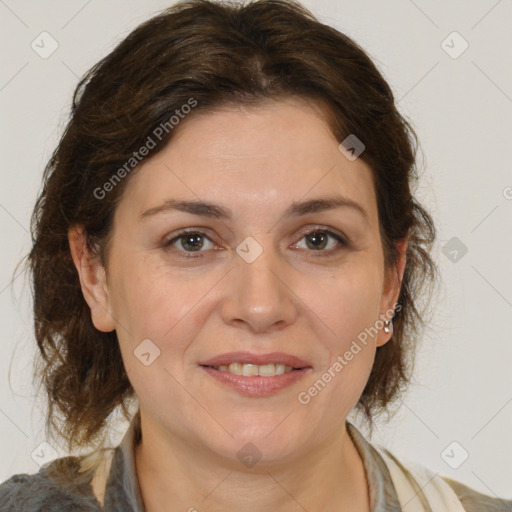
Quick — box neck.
[134,416,370,512]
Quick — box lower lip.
[201,366,311,397]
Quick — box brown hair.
[27,0,436,454]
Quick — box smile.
[206,363,295,376]
[200,365,311,397]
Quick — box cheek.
[109,263,199,418]
[312,261,383,348]
[303,260,383,399]
[109,250,202,337]
[108,253,224,393]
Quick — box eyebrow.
[139,195,369,224]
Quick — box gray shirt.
[1,417,510,511]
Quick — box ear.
[376,238,408,347]
[68,226,115,332]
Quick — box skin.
[69,97,406,512]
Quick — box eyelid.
[162,225,350,257]
[295,224,350,245]
[162,228,218,250]
[290,227,349,255]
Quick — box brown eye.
[305,231,329,250]
[178,232,206,252]
[163,230,215,257]
[295,229,347,254]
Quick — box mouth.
[203,362,305,376]
[199,351,312,396]
[199,351,311,373]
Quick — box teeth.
[213,363,294,376]
[258,364,279,376]
[242,364,259,376]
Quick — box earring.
[383,320,393,334]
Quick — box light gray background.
[1,0,511,499]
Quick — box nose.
[220,242,298,333]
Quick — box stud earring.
[383,320,393,334]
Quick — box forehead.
[117,98,378,223]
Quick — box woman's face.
[77,98,402,465]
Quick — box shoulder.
[441,475,512,512]
[372,442,511,512]
[0,457,101,512]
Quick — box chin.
[214,421,304,464]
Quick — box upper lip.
[199,351,312,369]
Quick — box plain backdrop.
[1,0,511,499]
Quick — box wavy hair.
[25,0,436,459]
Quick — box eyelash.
[161,227,349,259]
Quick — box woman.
[0,0,510,510]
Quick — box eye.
[162,230,216,257]
[292,228,347,255]
[162,227,348,259]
